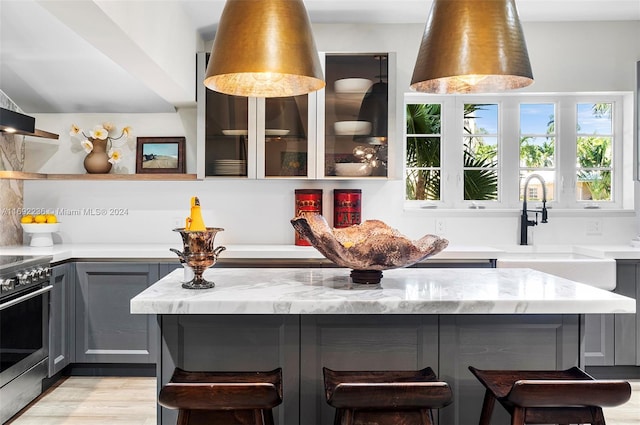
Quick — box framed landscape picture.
[136,137,186,174]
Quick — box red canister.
[294,189,323,246]
[333,189,362,228]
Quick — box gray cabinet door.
[614,261,639,365]
[300,315,439,425]
[159,315,299,425]
[75,262,158,363]
[439,315,580,425]
[583,313,615,366]
[48,263,74,376]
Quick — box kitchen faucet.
[520,174,548,245]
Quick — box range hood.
[0,107,59,139]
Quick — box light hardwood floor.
[7,377,640,425]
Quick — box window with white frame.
[403,93,628,210]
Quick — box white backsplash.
[22,179,636,247]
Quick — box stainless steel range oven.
[0,255,52,424]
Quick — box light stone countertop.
[0,243,502,263]
[129,267,636,315]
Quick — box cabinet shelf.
[0,171,198,181]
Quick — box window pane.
[520,137,555,167]
[464,136,498,163]
[577,136,612,167]
[463,169,498,200]
[576,169,611,201]
[406,169,440,200]
[407,137,440,167]
[520,104,555,134]
[519,171,555,202]
[577,103,612,135]
[407,104,441,135]
[465,104,498,135]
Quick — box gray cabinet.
[75,262,158,363]
[48,263,74,376]
[584,260,639,366]
[613,261,639,365]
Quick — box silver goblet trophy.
[170,227,226,289]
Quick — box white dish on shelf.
[222,129,248,136]
[334,121,372,136]
[212,159,246,176]
[334,78,373,94]
[334,162,372,177]
[265,129,290,136]
[21,223,61,247]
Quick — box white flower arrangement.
[70,122,132,164]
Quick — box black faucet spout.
[520,174,549,245]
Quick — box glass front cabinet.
[197,52,395,179]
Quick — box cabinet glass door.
[204,91,250,177]
[260,95,312,178]
[323,53,390,178]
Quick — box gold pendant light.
[411,0,534,94]
[204,0,325,98]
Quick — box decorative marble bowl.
[290,214,448,284]
[21,223,60,247]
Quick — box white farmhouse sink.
[495,248,616,290]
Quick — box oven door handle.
[0,285,53,311]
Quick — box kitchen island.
[131,267,635,425]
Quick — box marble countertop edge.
[129,268,636,315]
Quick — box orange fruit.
[34,214,47,223]
[46,214,57,224]
[20,215,34,224]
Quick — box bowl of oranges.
[20,214,60,246]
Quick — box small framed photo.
[136,137,186,174]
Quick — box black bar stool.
[468,366,631,425]
[159,367,282,425]
[323,367,453,425]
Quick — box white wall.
[23,21,640,246]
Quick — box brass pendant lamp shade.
[411,0,534,94]
[204,0,325,98]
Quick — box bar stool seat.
[158,367,282,425]
[323,367,453,425]
[468,366,631,425]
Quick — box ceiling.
[1,0,639,114]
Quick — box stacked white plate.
[213,159,246,176]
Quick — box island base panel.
[157,314,579,425]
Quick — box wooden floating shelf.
[0,171,198,181]
[0,171,47,180]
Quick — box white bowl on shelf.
[222,129,248,136]
[334,163,372,177]
[21,223,60,247]
[334,121,371,136]
[265,129,290,137]
[334,78,373,94]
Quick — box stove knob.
[1,278,15,292]
[35,267,46,279]
[27,271,35,284]
[45,267,52,277]
[16,273,27,286]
